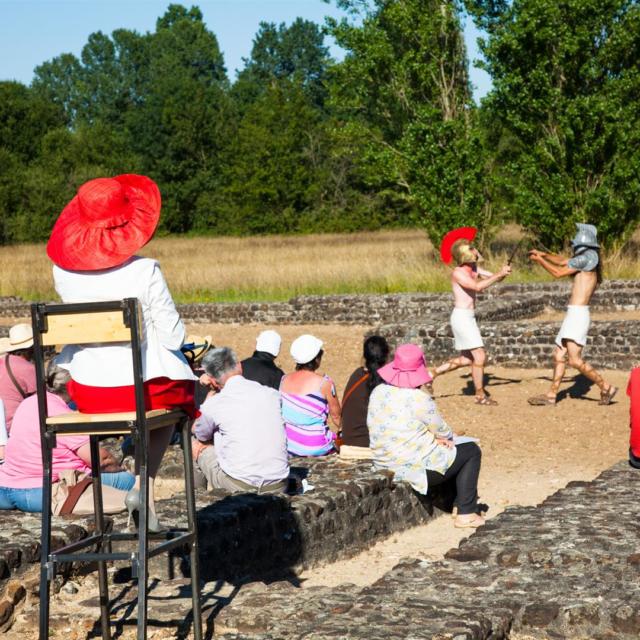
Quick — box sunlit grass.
[1,226,638,303]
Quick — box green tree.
[233,18,331,109]
[473,0,640,248]
[326,0,492,245]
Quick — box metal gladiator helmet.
[571,223,599,249]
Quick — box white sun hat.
[0,323,34,354]
[290,334,323,365]
[256,330,282,357]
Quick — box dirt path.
[189,323,630,588]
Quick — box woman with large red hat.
[47,174,197,531]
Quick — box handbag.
[51,469,93,516]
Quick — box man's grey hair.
[46,360,71,395]
[202,347,238,380]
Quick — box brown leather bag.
[51,470,92,516]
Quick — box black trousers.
[427,442,481,515]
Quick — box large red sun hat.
[47,174,161,271]
[439,226,478,265]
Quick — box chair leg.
[90,436,111,640]
[181,418,202,639]
[136,428,149,640]
[39,435,54,640]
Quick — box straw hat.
[181,335,213,365]
[47,174,161,271]
[0,323,34,354]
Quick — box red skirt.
[67,377,196,419]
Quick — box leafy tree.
[473,0,640,249]
[325,0,493,246]
[233,18,331,109]
[0,82,65,159]
[216,81,327,234]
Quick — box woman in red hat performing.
[432,228,511,405]
[47,175,197,531]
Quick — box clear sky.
[0,0,492,101]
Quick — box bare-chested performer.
[527,223,618,406]
[432,238,512,405]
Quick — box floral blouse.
[366,384,456,494]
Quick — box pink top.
[0,354,37,432]
[0,393,90,489]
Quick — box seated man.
[193,347,289,493]
[240,330,285,390]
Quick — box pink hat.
[378,344,433,389]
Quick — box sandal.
[454,513,486,529]
[527,394,557,406]
[599,386,618,406]
[475,395,497,406]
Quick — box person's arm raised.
[529,252,576,278]
[453,264,511,292]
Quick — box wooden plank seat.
[46,409,186,435]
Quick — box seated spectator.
[281,335,341,456]
[193,347,289,493]
[47,174,197,531]
[341,336,390,449]
[0,324,37,435]
[241,330,285,390]
[367,343,484,528]
[0,362,134,514]
[0,400,6,465]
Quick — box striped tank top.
[281,374,336,457]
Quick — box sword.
[507,238,525,265]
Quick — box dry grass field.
[1,226,639,303]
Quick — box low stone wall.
[2,279,639,327]
[380,318,640,370]
[216,461,640,639]
[0,449,442,630]
[146,454,437,582]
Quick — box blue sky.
[0,0,492,100]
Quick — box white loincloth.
[555,305,590,347]
[450,307,484,351]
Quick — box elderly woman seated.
[0,362,134,514]
[367,343,484,528]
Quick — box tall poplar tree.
[326,0,493,246]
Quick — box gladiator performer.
[432,228,512,406]
[527,223,618,406]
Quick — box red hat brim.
[439,227,478,265]
[47,174,161,271]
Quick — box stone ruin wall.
[3,279,639,370]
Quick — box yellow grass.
[1,227,638,303]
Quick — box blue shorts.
[0,471,135,512]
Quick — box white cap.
[290,334,323,365]
[256,330,281,357]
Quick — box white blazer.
[53,257,196,387]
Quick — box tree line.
[0,0,638,249]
